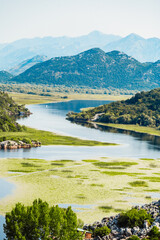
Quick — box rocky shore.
[0,140,41,150]
[83,200,160,239]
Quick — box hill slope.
[0,91,30,132]
[67,88,160,128]
[0,71,13,82]
[11,48,160,90]
[8,55,49,75]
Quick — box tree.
[4,199,82,240]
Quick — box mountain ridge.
[9,48,160,90]
[0,31,160,70]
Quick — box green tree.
[4,199,82,240]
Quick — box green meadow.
[0,126,115,146]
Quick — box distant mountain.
[8,55,49,75]
[103,33,160,62]
[0,71,13,82]
[11,48,160,90]
[0,31,121,70]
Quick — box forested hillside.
[0,71,13,82]
[0,91,30,132]
[11,48,160,90]
[67,88,160,128]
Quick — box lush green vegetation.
[4,199,82,240]
[0,126,115,146]
[94,226,111,238]
[117,208,153,228]
[148,226,160,240]
[67,88,160,129]
[0,91,30,132]
[0,83,136,96]
[9,49,160,90]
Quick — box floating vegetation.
[129,181,148,187]
[93,161,138,169]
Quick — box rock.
[125,228,132,236]
[132,226,140,235]
[143,220,150,229]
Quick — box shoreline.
[94,122,160,137]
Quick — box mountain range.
[6,48,160,90]
[0,31,160,71]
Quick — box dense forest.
[0,91,30,132]
[67,88,160,128]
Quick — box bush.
[117,208,153,228]
[94,226,111,238]
[128,236,140,240]
[148,226,160,240]
[22,138,32,144]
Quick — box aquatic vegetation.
[129,181,148,187]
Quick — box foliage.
[128,236,140,240]
[94,226,111,238]
[148,226,160,240]
[0,91,30,132]
[7,49,160,90]
[0,83,137,96]
[117,208,153,228]
[67,88,160,128]
[4,199,82,240]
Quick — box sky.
[0,0,160,43]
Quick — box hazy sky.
[0,0,160,43]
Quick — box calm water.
[0,99,159,159]
[0,179,15,239]
[0,99,160,237]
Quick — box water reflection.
[76,122,160,151]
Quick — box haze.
[0,0,160,43]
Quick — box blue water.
[0,99,160,237]
[1,99,159,159]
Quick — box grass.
[95,123,160,137]
[0,126,115,146]
[9,92,130,105]
[0,156,160,223]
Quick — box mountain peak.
[125,33,144,41]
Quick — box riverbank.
[8,92,131,105]
[0,157,160,223]
[95,122,160,137]
[0,127,115,146]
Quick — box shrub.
[94,226,111,238]
[148,226,160,240]
[117,208,153,228]
[128,236,140,240]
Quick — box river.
[0,99,160,238]
[0,99,159,159]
